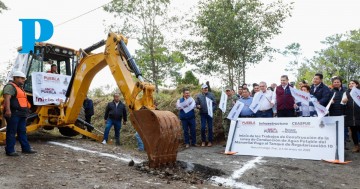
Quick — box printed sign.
[31,72,71,105]
[225,116,344,162]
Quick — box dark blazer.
[310,82,331,106]
[329,87,345,116]
[104,101,127,121]
[195,92,216,114]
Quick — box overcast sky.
[0,0,359,90]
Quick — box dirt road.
[0,132,359,189]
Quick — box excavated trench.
[134,160,225,185]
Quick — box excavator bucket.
[130,109,181,168]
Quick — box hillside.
[89,85,225,148]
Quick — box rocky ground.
[0,131,359,189]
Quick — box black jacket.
[104,101,127,121]
[83,98,94,117]
[329,87,345,116]
[345,90,360,127]
[310,82,331,106]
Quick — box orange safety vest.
[9,82,31,109]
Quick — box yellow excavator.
[0,32,181,168]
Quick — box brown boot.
[352,145,360,153]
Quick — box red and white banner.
[290,87,310,106]
[177,97,196,113]
[31,72,71,105]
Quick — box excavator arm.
[61,33,181,167]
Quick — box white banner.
[311,98,328,118]
[178,97,195,113]
[290,87,310,106]
[227,101,244,121]
[326,92,336,110]
[32,72,71,105]
[249,91,264,113]
[350,87,360,107]
[219,90,228,113]
[206,97,213,118]
[225,116,344,162]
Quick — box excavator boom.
[61,33,181,167]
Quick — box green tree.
[104,0,184,92]
[136,37,185,90]
[282,42,301,74]
[0,1,8,13]
[185,0,292,88]
[0,60,13,87]
[293,29,360,85]
[181,70,199,86]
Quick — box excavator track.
[130,109,181,168]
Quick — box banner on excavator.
[31,72,70,105]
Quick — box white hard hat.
[12,70,26,79]
[201,84,208,89]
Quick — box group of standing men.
[176,73,360,152]
[176,84,216,148]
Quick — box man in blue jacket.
[196,84,216,147]
[310,73,331,106]
[176,88,198,148]
[239,89,255,117]
[102,93,127,145]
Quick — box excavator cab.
[22,43,76,93]
[1,43,77,132]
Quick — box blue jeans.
[135,132,144,151]
[255,109,273,118]
[181,118,196,145]
[5,116,31,154]
[200,113,213,142]
[103,118,122,142]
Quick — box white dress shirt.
[258,90,273,111]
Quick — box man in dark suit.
[310,73,331,106]
[83,96,94,131]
